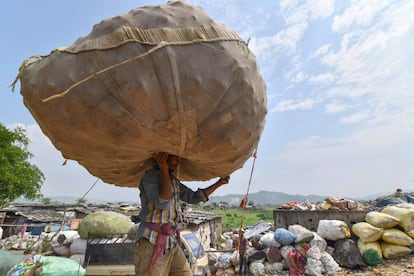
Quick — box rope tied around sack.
[10,24,247,103]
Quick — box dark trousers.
[237,255,248,275]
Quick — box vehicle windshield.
[182,233,206,258]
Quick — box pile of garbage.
[0,211,132,275]
[2,204,414,275]
[371,189,414,208]
[0,230,87,275]
[279,196,367,211]
[209,221,346,275]
[278,190,414,212]
[208,203,414,275]
[353,204,414,264]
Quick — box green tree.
[0,123,44,206]
[41,197,52,204]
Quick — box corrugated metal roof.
[14,209,72,222]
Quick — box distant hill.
[13,189,408,206]
[210,190,326,206]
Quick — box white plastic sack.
[306,246,322,260]
[249,262,265,276]
[264,262,284,274]
[320,251,340,273]
[317,220,351,241]
[288,224,314,243]
[69,254,85,265]
[259,232,280,248]
[309,232,327,252]
[52,243,70,256]
[217,253,232,269]
[305,258,326,276]
[70,238,87,255]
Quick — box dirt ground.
[336,254,414,276]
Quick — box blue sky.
[1,0,413,203]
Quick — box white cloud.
[281,0,334,24]
[332,0,390,32]
[322,1,414,87]
[249,22,308,59]
[308,73,335,86]
[312,44,331,58]
[340,111,369,124]
[262,1,414,195]
[325,103,349,113]
[250,0,334,66]
[269,113,414,197]
[314,0,414,132]
[307,0,335,20]
[271,98,314,112]
[326,86,369,98]
[288,70,307,84]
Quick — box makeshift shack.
[0,204,76,238]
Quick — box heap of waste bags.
[208,204,414,275]
[279,196,368,211]
[0,211,132,275]
[2,205,414,275]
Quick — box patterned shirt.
[135,168,208,247]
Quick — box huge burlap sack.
[16,1,267,187]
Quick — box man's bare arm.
[203,176,230,197]
[153,152,173,200]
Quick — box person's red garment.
[143,222,180,272]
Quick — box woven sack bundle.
[16,1,267,187]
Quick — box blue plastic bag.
[274,228,296,245]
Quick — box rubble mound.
[17,1,267,187]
